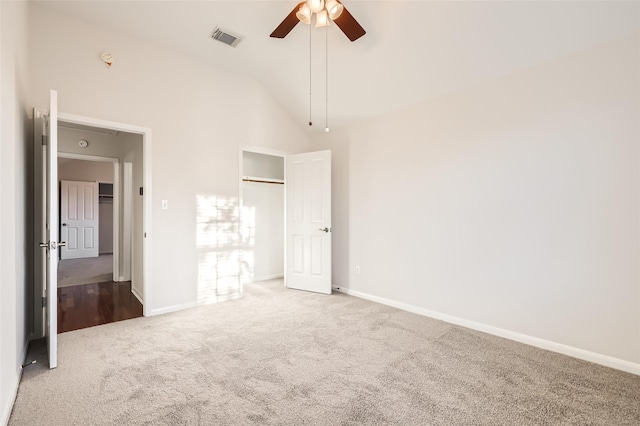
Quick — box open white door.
[38,90,60,369]
[60,180,99,260]
[286,150,331,294]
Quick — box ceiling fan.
[270,0,366,42]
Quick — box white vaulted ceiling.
[35,1,639,132]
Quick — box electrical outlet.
[161,200,169,210]
[355,265,361,275]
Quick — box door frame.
[57,112,152,316]
[238,145,288,285]
[57,153,121,278]
[122,162,133,282]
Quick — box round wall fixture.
[78,140,88,148]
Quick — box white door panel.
[286,150,331,294]
[60,180,99,259]
[36,90,59,369]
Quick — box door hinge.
[41,135,46,146]
[42,296,47,308]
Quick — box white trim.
[239,145,291,158]
[336,287,640,376]
[1,371,20,426]
[58,112,152,316]
[131,286,143,305]
[251,273,284,282]
[58,113,148,135]
[2,334,33,426]
[20,333,31,366]
[149,301,197,317]
[142,130,152,316]
[32,109,46,339]
[122,162,133,282]
[57,152,120,281]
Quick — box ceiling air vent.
[211,27,244,48]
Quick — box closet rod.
[242,178,284,185]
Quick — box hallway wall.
[0,1,31,424]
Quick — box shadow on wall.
[196,195,252,305]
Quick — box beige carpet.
[57,254,113,287]
[10,280,640,425]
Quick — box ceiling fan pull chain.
[325,23,329,132]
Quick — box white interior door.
[60,180,99,260]
[39,90,59,369]
[286,150,332,294]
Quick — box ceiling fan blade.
[333,5,366,42]
[270,2,305,39]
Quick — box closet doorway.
[240,148,285,285]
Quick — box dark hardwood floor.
[57,281,143,333]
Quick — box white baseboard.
[1,373,20,426]
[131,286,143,305]
[21,333,31,365]
[148,301,197,317]
[336,287,640,376]
[252,273,284,282]
[2,334,32,426]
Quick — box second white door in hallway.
[60,180,99,260]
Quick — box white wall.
[59,158,113,183]
[243,152,285,180]
[59,127,122,158]
[98,199,114,254]
[0,1,31,424]
[27,4,311,314]
[313,33,640,370]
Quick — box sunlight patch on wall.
[240,204,256,284]
[196,195,244,304]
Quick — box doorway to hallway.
[58,254,113,287]
[57,280,142,333]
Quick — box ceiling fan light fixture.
[296,3,311,24]
[315,9,330,27]
[307,0,325,14]
[326,0,343,20]
[270,1,366,41]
